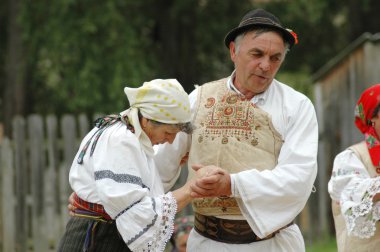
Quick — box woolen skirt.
[58,217,132,252]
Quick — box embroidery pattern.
[94,170,149,189]
[128,192,177,252]
[126,197,158,246]
[193,197,239,209]
[77,114,134,164]
[198,92,259,145]
[115,200,141,219]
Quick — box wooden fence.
[0,114,326,252]
[0,114,92,252]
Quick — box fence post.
[28,114,49,251]
[1,138,16,252]
[13,116,28,252]
[45,114,62,250]
[59,115,78,231]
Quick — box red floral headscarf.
[354,84,380,169]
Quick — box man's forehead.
[248,30,284,43]
[243,31,286,52]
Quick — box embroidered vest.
[332,141,380,252]
[188,78,283,216]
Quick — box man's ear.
[229,42,237,62]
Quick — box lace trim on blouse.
[135,192,177,252]
[344,177,380,238]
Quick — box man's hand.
[190,164,232,198]
[68,192,76,216]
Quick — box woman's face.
[141,118,181,145]
[373,111,380,137]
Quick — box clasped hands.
[67,164,231,216]
[188,164,232,198]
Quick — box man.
[155,8,318,251]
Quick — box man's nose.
[259,58,271,71]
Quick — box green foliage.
[20,0,159,115]
[261,0,349,73]
[306,237,337,252]
[277,70,314,101]
[2,0,379,117]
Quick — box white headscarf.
[121,79,191,156]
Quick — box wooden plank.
[0,123,3,144]
[59,115,77,231]
[46,115,61,249]
[78,114,89,139]
[1,138,16,252]
[12,116,28,252]
[28,114,49,251]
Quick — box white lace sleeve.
[328,149,380,238]
[143,192,178,252]
[125,192,178,252]
[342,178,380,238]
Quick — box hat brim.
[224,23,295,49]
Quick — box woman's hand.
[67,192,77,216]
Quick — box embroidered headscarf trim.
[354,84,380,168]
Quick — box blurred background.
[1,0,380,251]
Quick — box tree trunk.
[152,0,198,93]
[3,0,25,137]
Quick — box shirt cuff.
[230,174,240,198]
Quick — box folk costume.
[58,79,192,252]
[155,73,318,251]
[328,84,380,252]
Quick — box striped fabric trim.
[77,114,135,164]
[94,170,149,189]
[126,198,157,246]
[114,200,141,219]
[73,193,112,220]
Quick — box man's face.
[230,31,286,98]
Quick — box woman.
[328,84,380,251]
[58,79,208,252]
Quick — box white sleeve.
[328,149,380,238]
[91,126,177,251]
[154,132,191,192]
[154,89,197,191]
[232,98,318,238]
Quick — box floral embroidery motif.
[198,92,260,146]
[205,97,215,108]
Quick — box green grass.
[305,237,337,252]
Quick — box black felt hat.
[224,8,297,49]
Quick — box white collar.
[226,70,272,104]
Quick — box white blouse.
[70,122,177,252]
[328,148,380,238]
